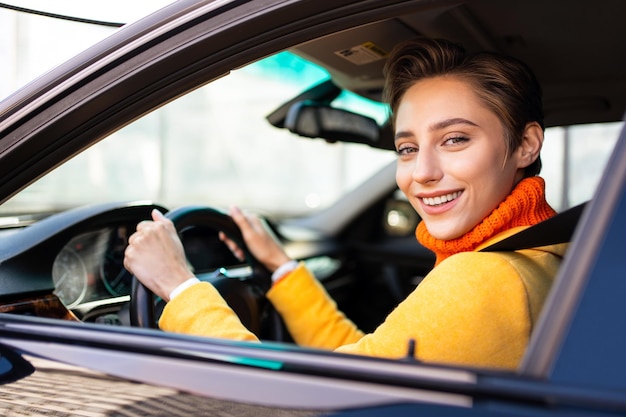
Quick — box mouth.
[420,191,462,207]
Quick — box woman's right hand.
[220,206,292,273]
[124,209,196,301]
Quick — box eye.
[443,136,469,146]
[396,144,418,156]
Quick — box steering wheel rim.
[129,206,273,330]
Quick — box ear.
[515,122,543,169]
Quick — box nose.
[412,148,443,184]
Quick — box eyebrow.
[431,117,479,131]
[394,117,479,142]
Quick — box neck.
[416,176,556,266]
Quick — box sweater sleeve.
[333,252,537,368]
[159,262,364,348]
[266,263,364,349]
[159,282,260,342]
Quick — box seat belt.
[480,202,587,252]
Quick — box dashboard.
[52,224,134,308]
[0,201,243,324]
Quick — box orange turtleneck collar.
[416,176,556,266]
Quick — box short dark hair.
[383,38,544,177]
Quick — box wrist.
[271,260,298,283]
[266,253,292,273]
[168,277,200,301]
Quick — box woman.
[124,38,567,370]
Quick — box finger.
[135,219,153,231]
[219,232,245,261]
[123,246,135,274]
[219,231,237,248]
[219,231,234,248]
[152,208,167,221]
[152,209,175,233]
[231,249,243,260]
[246,214,266,234]
[232,207,267,242]
[229,205,251,231]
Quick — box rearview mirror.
[285,101,390,148]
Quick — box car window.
[1,51,395,216]
[542,122,622,211]
[0,4,621,217]
[1,48,620,218]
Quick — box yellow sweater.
[266,233,566,369]
[159,177,567,370]
[159,238,565,369]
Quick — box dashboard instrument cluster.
[52,225,134,308]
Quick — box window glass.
[567,123,622,206]
[2,47,621,216]
[542,122,622,211]
[1,52,395,216]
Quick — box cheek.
[466,156,518,215]
[449,145,506,185]
[395,163,412,192]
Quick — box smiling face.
[395,76,527,240]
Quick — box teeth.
[422,191,461,206]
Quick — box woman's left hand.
[219,206,291,272]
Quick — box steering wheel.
[130,206,281,339]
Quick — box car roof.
[291,0,626,128]
[3,0,625,133]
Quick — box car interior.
[0,0,624,362]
